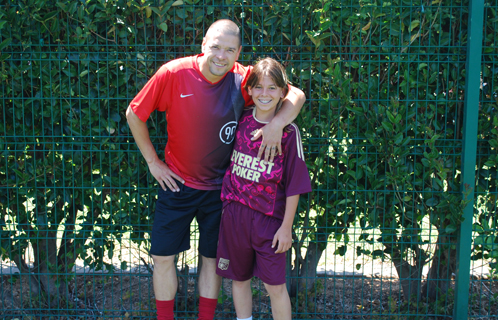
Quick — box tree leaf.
[445,224,457,234]
[0,38,11,51]
[409,20,420,32]
[426,197,438,207]
[158,22,168,32]
[43,11,58,21]
[305,30,321,47]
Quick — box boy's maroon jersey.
[221,108,312,220]
[129,54,252,190]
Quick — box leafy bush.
[0,0,496,311]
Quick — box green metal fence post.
[453,0,484,319]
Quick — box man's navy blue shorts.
[150,184,222,258]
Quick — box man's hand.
[251,119,284,163]
[272,226,292,254]
[126,107,185,192]
[148,157,185,192]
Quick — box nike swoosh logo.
[180,94,194,98]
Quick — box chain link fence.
[1,0,497,319]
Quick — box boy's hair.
[244,57,289,115]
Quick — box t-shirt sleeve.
[283,124,312,197]
[240,64,253,107]
[128,64,172,122]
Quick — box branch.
[141,257,154,275]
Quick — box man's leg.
[232,279,252,319]
[195,187,224,320]
[263,283,292,320]
[198,255,222,320]
[199,255,222,298]
[152,254,177,320]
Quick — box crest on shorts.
[218,258,230,270]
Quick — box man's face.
[200,31,241,83]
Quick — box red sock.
[156,299,174,320]
[198,296,218,320]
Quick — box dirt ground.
[1,273,497,320]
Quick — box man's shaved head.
[205,19,242,47]
[199,19,243,82]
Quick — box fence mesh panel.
[0,0,497,319]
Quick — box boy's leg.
[250,212,290,319]
[233,279,253,319]
[263,283,291,320]
[215,203,256,320]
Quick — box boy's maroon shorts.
[216,201,287,285]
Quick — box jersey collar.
[252,107,271,124]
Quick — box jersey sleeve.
[283,124,312,197]
[239,64,253,107]
[128,64,172,122]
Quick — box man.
[126,19,305,320]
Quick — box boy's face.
[200,31,241,83]
[248,76,285,122]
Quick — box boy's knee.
[233,279,251,288]
[263,283,287,296]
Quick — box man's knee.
[151,255,176,269]
[201,255,217,268]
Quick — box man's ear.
[201,37,207,53]
[235,46,242,61]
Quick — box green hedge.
[0,0,497,315]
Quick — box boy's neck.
[253,108,274,123]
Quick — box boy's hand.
[272,226,292,254]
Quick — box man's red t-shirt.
[129,54,253,190]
